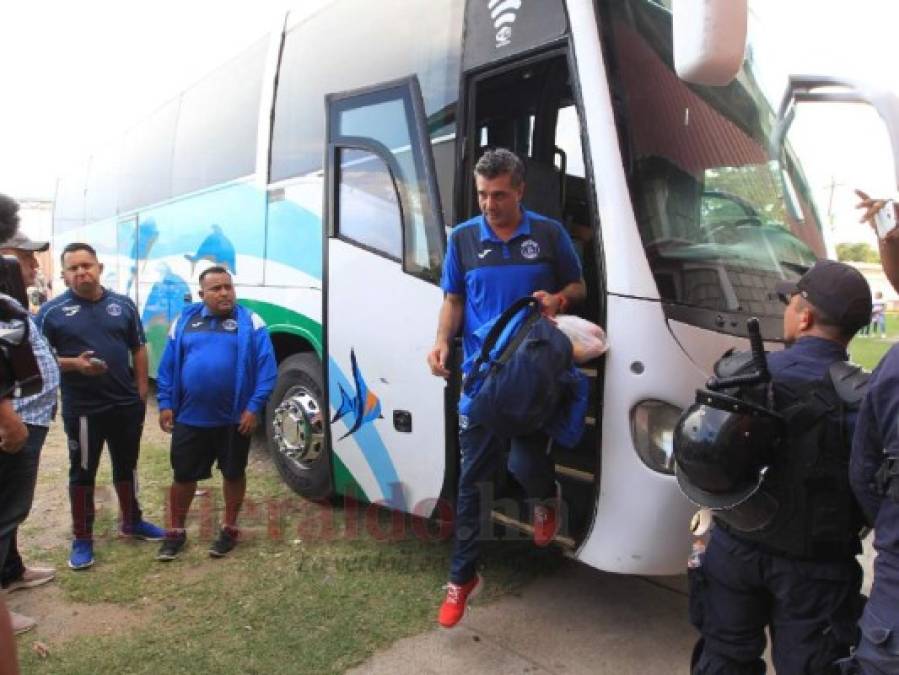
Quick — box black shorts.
[170,422,251,482]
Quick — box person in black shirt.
[36,243,164,570]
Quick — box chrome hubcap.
[272,385,324,470]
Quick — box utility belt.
[876,455,899,502]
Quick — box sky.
[1,0,898,249]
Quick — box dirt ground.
[4,398,272,651]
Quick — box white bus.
[52,0,899,575]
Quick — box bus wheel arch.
[266,352,333,500]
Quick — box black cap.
[775,260,872,332]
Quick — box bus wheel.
[266,353,333,499]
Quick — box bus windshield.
[601,0,825,320]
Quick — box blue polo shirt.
[175,306,239,427]
[36,288,145,417]
[441,209,582,363]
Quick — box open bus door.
[323,76,449,514]
[458,1,604,550]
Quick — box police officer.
[426,148,586,629]
[679,260,872,675]
[847,342,899,674]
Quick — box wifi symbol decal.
[489,0,522,47]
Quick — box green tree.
[836,242,880,263]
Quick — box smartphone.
[875,200,898,239]
[89,357,107,368]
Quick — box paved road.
[349,561,694,675]
[349,540,877,675]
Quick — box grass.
[17,438,564,674]
[849,312,899,371]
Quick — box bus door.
[324,77,448,514]
[459,42,605,547]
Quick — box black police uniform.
[846,343,899,674]
[690,336,865,675]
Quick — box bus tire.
[266,353,333,500]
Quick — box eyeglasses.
[777,289,806,306]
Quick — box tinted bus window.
[271,0,463,197]
[172,37,268,197]
[337,148,403,259]
[604,0,823,318]
[119,99,179,213]
[54,164,87,233]
[86,142,120,222]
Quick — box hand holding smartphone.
[77,350,108,375]
[875,200,898,239]
[856,189,899,239]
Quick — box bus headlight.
[630,400,682,474]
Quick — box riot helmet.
[673,317,783,533]
[674,389,782,531]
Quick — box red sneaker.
[533,487,561,547]
[438,574,483,628]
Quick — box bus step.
[490,510,576,550]
[555,464,594,484]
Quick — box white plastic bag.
[554,315,609,364]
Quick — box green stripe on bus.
[239,299,370,501]
[239,299,323,357]
[332,454,369,503]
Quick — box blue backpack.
[459,296,588,447]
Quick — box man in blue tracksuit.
[426,148,586,628]
[155,266,276,560]
[689,260,872,674]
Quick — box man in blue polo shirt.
[36,242,164,570]
[427,148,586,628]
[155,265,276,561]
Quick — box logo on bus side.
[331,349,383,440]
[489,0,522,48]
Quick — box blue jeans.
[0,424,48,583]
[449,424,555,584]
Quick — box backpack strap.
[472,296,540,370]
[828,361,870,408]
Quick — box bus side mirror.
[772,75,899,194]
[672,0,747,86]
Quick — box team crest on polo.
[106,303,122,317]
[520,239,540,259]
[222,318,238,332]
